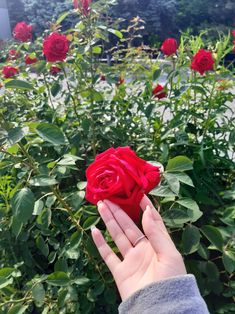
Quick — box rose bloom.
[85,147,161,221]
[13,21,32,42]
[74,0,92,16]
[191,49,214,75]
[25,54,37,65]
[161,38,178,56]
[2,66,19,79]
[152,84,167,99]
[50,66,61,75]
[43,32,69,62]
[9,49,20,60]
[232,30,235,37]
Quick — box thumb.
[142,205,178,257]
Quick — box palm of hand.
[113,241,182,300]
[92,196,186,301]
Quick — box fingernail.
[91,225,97,231]
[97,200,103,207]
[146,205,154,219]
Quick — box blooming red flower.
[85,147,161,221]
[2,66,18,79]
[232,30,235,37]
[25,54,37,65]
[191,49,214,75]
[50,66,61,75]
[13,22,32,42]
[43,32,69,62]
[74,0,92,16]
[152,84,167,99]
[161,38,178,56]
[9,49,20,60]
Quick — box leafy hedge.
[0,1,235,313]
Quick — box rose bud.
[152,84,167,99]
[161,38,178,56]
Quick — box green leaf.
[83,216,100,230]
[0,268,14,289]
[222,251,235,273]
[150,185,176,197]
[73,277,90,285]
[5,80,33,90]
[166,172,194,187]
[36,123,68,146]
[11,216,23,238]
[0,277,13,289]
[107,28,123,39]
[182,225,201,254]
[32,283,45,304]
[166,156,193,172]
[51,82,61,97]
[201,225,224,251]
[47,272,70,286]
[29,175,58,186]
[162,208,191,227]
[56,11,70,25]
[164,173,180,195]
[153,69,161,80]
[92,46,102,54]
[7,127,29,145]
[11,188,35,223]
[36,236,49,257]
[33,199,44,215]
[176,198,199,211]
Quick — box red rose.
[74,0,92,16]
[13,22,32,42]
[50,66,61,76]
[152,84,167,99]
[85,147,161,221]
[191,49,214,75]
[2,66,19,78]
[25,54,37,65]
[161,38,178,56]
[43,32,69,62]
[9,49,20,60]
[232,30,235,37]
[100,74,106,81]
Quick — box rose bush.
[0,1,234,313]
[85,147,160,221]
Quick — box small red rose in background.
[85,147,161,221]
[191,49,214,75]
[2,66,19,79]
[50,66,61,75]
[25,55,37,65]
[161,38,178,56]
[13,21,32,42]
[43,32,69,62]
[9,49,20,60]
[74,0,92,16]
[232,30,235,37]
[152,84,167,99]
[100,74,106,81]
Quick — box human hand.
[91,195,187,301]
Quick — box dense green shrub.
[0,1,235,313]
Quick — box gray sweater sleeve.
[118,275,209,314]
